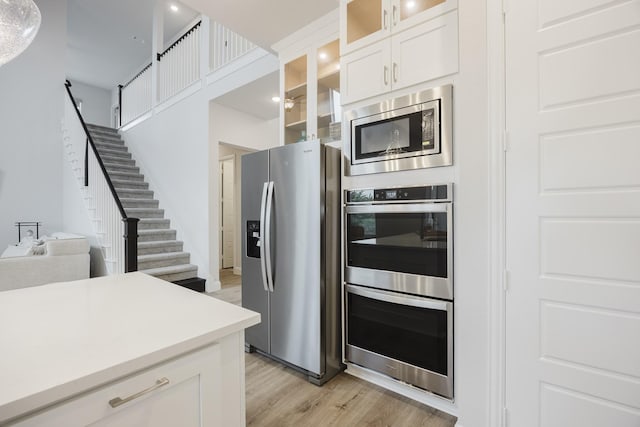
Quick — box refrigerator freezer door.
[241,149,270,353]
[268,140,323,376]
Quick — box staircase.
[85,123,203,286]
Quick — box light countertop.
[0,272,260,423]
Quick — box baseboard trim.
[345,363,458,418]
[233,266,242,275]
[206,278,221,293]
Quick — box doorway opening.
[217,143,255,296]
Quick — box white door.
[505,1,640,426]
[220,157,235,269]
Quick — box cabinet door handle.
[383,9,388,30]
[393,5,398,26]
[393,62,398,83]
[384,65,389,86]
[109,377,170,408]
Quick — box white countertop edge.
[1,312,259,424]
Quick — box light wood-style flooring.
[207,269,457,427]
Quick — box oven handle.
[345,202,449,214]
[346,284,450,312]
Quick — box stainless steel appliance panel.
[268,140,323,375]
[344,194,453,300]
[241,149,270,353]
[344,84,453,176]
[345,284,453,399]
[323,144,343,376]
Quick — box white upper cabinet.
[340,0,459,104]
[341,0,457,54]
[341,0,390,55]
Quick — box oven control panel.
[347,184,450,203]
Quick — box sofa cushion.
[46,238,90,256]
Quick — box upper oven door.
[345,202,453,300]
[351,100,440,165]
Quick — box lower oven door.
[345,284,453,399]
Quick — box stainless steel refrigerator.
[241,140,343,384]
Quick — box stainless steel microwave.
[344,85,453,176]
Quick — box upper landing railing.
[118,19,256,127]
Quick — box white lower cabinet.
[341,9,459,104]
[13,334,246,427]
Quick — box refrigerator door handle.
[264,181,275,292]
[259,182,269,292]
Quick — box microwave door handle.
[264,181,275,292]
[259,182,269,292]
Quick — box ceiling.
[214,71,280,120]
[179,0,339,50]
[66,0,337,119]
[67,0,200,89]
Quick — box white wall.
[209,103,278,286]
[210,104,278,152]
[67,80,112,127]
[341,1,489,425]
[121,91,210,284]
[0,0,67,249]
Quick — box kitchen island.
[0,272,260,426]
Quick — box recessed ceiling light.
[318,51,328,61]
[170,4,179,12]
[271,96,281,103]
[406,0,416,9]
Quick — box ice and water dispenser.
[246,221,261,258]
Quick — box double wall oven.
[344,184,453,399]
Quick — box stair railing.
[63,81,139,274]
[119,62,153,127]
[117,19,257,127]
[158,20,202,102]
[210,21,256,71]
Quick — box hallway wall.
[0,0,67,249]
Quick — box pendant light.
[0,0,41,66]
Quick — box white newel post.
[200,16,210,85]
[151,2,164,109]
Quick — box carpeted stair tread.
[138,252,191,269]
[137,229,177,242]
[138,218,170,230]
[87,128,121,139]
[137,240,184,255]
[116,188,154,199]
[87,123,118,132]
[100,155,136,166]
[125,207,165,218]
[121,197,159,208]
[104,163,140,174]
[139,264,198,282]
[111,179,149,190]
[96,147,132,158]
[108,170,144,181]
[94,140,127,151]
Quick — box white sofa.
[0,237,90,292]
